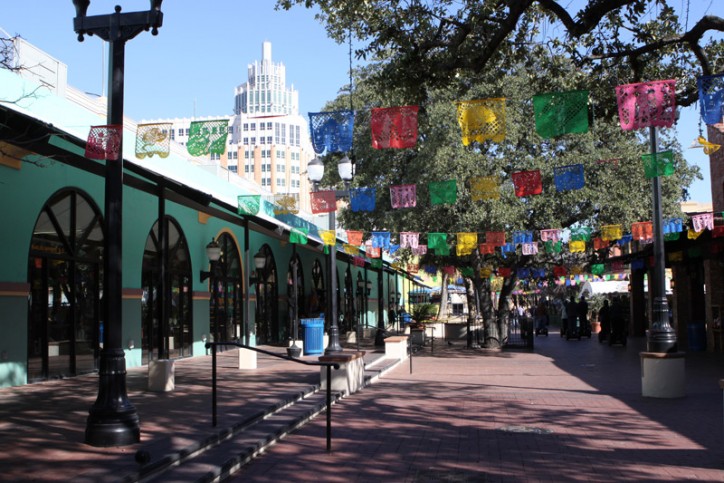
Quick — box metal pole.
[83,10,137,447]
[326,210,342,353]
[326,365,332,452]
[211,343,217,427]
[647,126,677,353]
[244,219,250,345]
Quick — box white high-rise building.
[144,42,314,209]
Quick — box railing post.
[211,343,217,427]
[326,364,332,452]
[409,338,413,374]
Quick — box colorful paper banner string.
[366,246,381,258]
[429,180,457,205]
[642,150,675,178]
[511,170,542,197]
[593,237,607,250]
[663,218,683,234]
[532,90,590,139]
[370,105,419,149]
[273,194,299,215]
[289,227,309,245]
[353,257,366,267]
[591,263,604,276]
[512,230,533,244]
[687,228,703,240]
[460,267,474,277]
[500,243,516,257]
[370,259,383,269]
[664,232,680,241]
[346,230,364,246]
[601,224,623,241]
[455,98,506,145]
[615,79,677,131]
[412,244,427,256]
[390,184,417,209]
[408,263,419,274]
[570,226,592,242]
[517,268,530,279]
[456,232,477,256]
[320,230,336,246]
[667,251,684,262]
[86,124,122,160]
[540,229,561,242]
[697,73,724,125]
[428,232,448,255]
[553,265,567,277]
[486,231,506,246]
[632,221,653,241]
[371,231,391,250]
[349,187,376,212]
[479,243,495,254]
[611,261,625,272]
[238,195,261,215]
[691,212,714,232]
[713,226,724,238]
[617,234,633,246]
[344,244,360,255]
[310,190,337,214]
[569,240,586,253]
[498,267,512,278]
[308,110,354,154]
[545,241,562,253]
[400,232,420,249]
[470,176,500,201]
[388,244,400,255]
[553,164,585,192]
[480,267,493,278]
[522,242,538,255]
[135,122,171,159]
[187,119,229,156]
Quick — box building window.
[243,123,249,131]
[260,137,266,145]
[210,153,220,161]
[243,137,249,145]
[229,165,238,173]
[267,136,273,145]
[281,124,286,145]
[251,137,256,145]
[295,126,300,147]
[250,123,256,131]
[266,122,273,130]
[185,128,190,136]
[169,129,174,140]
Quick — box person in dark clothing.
[578,295,589,336]
[565,295,578,335]
[598,299,611,343]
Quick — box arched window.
[286,252,304,326]
[254,244,278,344]
[341,266,355,335]
[208,233,243,345]
[28,189,104,381]
[310,259,324,317]
[141,217,192,363]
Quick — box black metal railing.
[205,341,340,452]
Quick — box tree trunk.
[464,277,480,348]
[483,275,517,349]
[436,272,449,319]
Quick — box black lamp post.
[287,250,302,358]
[307,155,354,354]
[647,126,677,353]
[72,0,163,447]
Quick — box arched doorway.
[286,252,304,329]
[255,244,278,344]
[28,189,104,381]
[310,259,324,317]
[341,266,355,335]
[141,217,192,363]
[208,233,243,345]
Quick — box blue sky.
[1,0,717,203]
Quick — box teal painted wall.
[0,296,28,387]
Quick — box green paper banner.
[238,195,261,215]
[429,180,457,205]
[642,150,675,178]
[289,227,309,245]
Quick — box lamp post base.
[325,325,343,354]
[85,349,140,447]
[647,296,678,353]
[287,343,302,358]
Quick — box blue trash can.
[301,317,325,355]
[687,322,706,351]
[400,312,412,325]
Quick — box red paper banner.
[370,106,419,149]
[86,124,122,160]
[310,190,337,214]
[511,170,542,197]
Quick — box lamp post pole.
[647,126,677,353]
[325,208,343,353]
[307,155,353,354]
[72,0,163,447]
